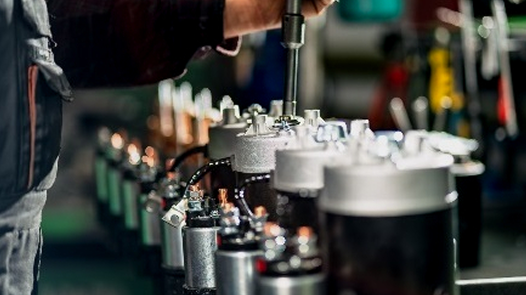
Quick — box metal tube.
[283,49,299,116]
[216,250,262,295]
[139,194,161,246]
[183,227,219,289]
[492,0,519,137]
[122,179,140,230]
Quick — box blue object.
[338,0,404,22]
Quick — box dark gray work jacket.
[0,0,237,197]
[0,0,72,197]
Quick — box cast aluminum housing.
[232,115,295,174]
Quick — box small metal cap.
[350,119,374,139]
[269,100,283,118]
[221,107,240,125]
[304,109,325,130]
[316,121,348,143]
[246,115,273,136]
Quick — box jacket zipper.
[27,65,38,189]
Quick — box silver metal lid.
[274,148,342,192]
[233,115,295,173]
[208,107,248,160]
[274,124,347,193]
[269,100,283,118]
[320,153,455,217]
[304,109,325,130]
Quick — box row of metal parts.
[94,91,484,295]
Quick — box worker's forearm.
[223,0,283,39]
[223,0,332,39]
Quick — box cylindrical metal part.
[282,16,305,48]
[161,220,185,269]
[324,209,457,295]
[137,193,163,276]
[283,49,299,117]
[122,179,140,230]
[274,148,341,193]
[320,154,455,216]
[107,166,123,216]
[208,122,247,160]
[139,194,161,246]
[412,96,429,130]
[452,161,485,268]
[215,250,262,295]
[233,132,294,174]
[303,109,324,129]
[285,0,302,15]
[258,273,325,295]
[320,154,459,295]
[183,227,218,289]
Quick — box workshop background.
[40,0,526,294]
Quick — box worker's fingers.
[303,0,335,17]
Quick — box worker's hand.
[302,0,336,18]
[224,0,335,39]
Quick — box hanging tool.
[411,96,429,130]
[492,0,519,138]
[459,0,485,151]
[280,0,305,124]
[389,97,412,132]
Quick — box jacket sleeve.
[47,0,240,88]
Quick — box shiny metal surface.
[274,147,342,193]
[107,167,123,216]
[208,122,247,160]
[138,194,161,246]
[233,132,294,174]
[122,180,140,230]
[161,219,185,269]
[258,273,325,295]
[183,227,218,289]
[320,153,455,216]
[215,250,262,295]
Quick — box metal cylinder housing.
[233,133,294,174]
[183,227,219,289]
[258,273,325,295]
[139,194,162,246]
[274,147,342,193]
[122,179,140,230]
[208,122,247,160]
[320,153,455,217]
[215,250,262,295]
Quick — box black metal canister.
[319,148,459,295]
[452,160,484,268]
